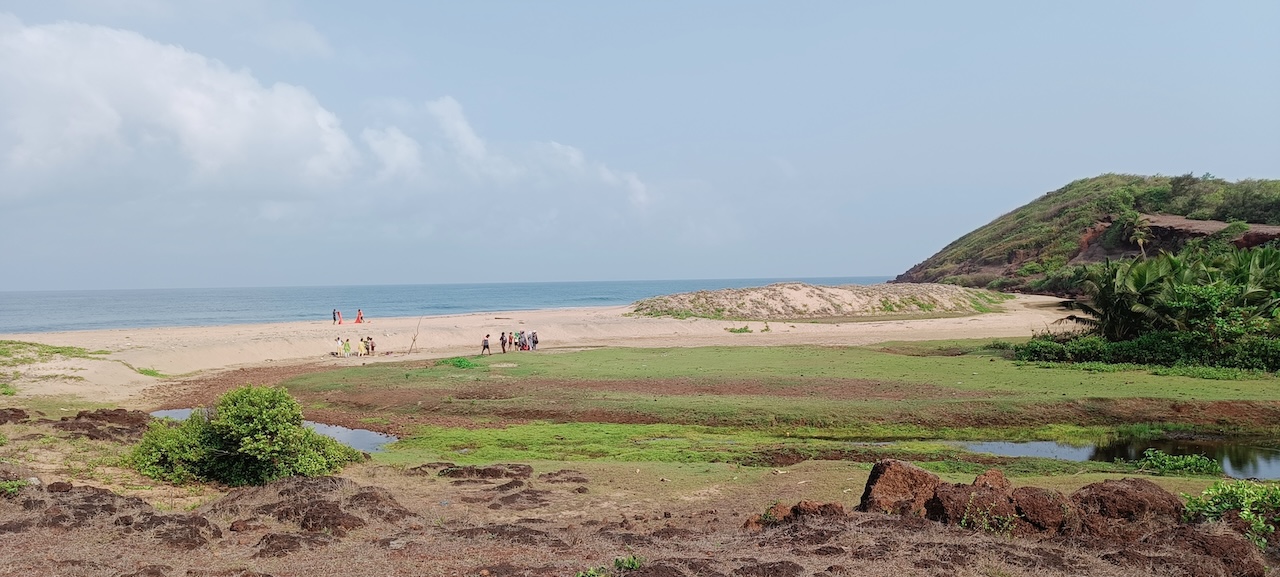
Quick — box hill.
[895,173,1280,293]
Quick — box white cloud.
[362,126,424,183]
[423,96,487,163]
[0,12,671,275]
[412,97,651,208]
[0,14,360,201]
[420,95,522,182]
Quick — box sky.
[0,1,1277,291]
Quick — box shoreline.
[0,295,1068,408]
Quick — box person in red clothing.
[354,309,364,323]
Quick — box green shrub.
[130,411,212,484]
[1184,480,1280,548]
[0,479,29,497]
[437,357,478,369]
[1016,262,1045,277]
[986,340,1014,351]
[130,385,364,486]
[614,555,645,571]
[0,382,14,396]
[1133,449,1222,476]
[726,326,753,334]
[985,277,1022,291]
[1062,335,1108,361]
[1013,338,1068,362]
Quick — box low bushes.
[1134,449,1222,476]
[1015,332,1280,372]
[130,385,364,486]
[1185,480,1280,548]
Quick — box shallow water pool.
[150,408,397,453]
[961,438,1280,480]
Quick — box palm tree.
[1061,257,1178,341]
[1119,212,1152,258]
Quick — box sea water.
[0,276,891,333]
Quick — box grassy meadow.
[274,340,1280,477]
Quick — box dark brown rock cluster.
[851,459,1265,577]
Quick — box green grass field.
[274,341,1280,473]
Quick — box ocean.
[0,277,892,334]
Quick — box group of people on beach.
[483,330,537,355]
[334,336,376,357]
[332,309,365,324]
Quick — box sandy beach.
[0,294,1067,407]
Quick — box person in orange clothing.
[354,309,364,323]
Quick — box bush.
[1013,338,1068,362]
[1062,335,1108,362]
[437,357,478,369]
[1014,330,1280,372]
[1134,449,1222,476]
[130,385,364,486]
[0,479,28,497]
[1221,337,1280,371]
[1184,480,1280,548]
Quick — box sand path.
[0,295,1067,407]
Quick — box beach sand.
[0,294,1067,407]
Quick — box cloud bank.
[0,14,654,225]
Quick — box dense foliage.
[896,173,1280,291]
[1133,448,1222,476]
[1184,480,1280,548]
[1016,247,1280,370]
[130,385,364,486]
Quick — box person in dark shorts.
[500,332,508,353]
[482,334,492,355]
[332,309,338,324]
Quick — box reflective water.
[962,438,1280,479]
[150,409,397,453]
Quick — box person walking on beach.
[343,338,351,358]
[481,334,492,355]
[333,309,338,325]
[359,337,368,357]
[367,337,376,355]
[500,332,508,353]
[334,337,343,357]
[531,331,539,351]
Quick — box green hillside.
[895,173,1280,293]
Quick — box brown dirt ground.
[2,409,1275,576]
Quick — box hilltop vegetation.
[1017,246,1280,371]
[896,173,1280,292]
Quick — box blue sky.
[1,1,1277,290]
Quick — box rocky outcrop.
[743,500,847,532]
[0,482,222,549]
[856,459,940,516]
[846,459,1267,577]
[49,408,152,442]
[1069,477,1183,541]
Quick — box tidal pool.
[149,408,397,453]
[961,438,1280,480]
